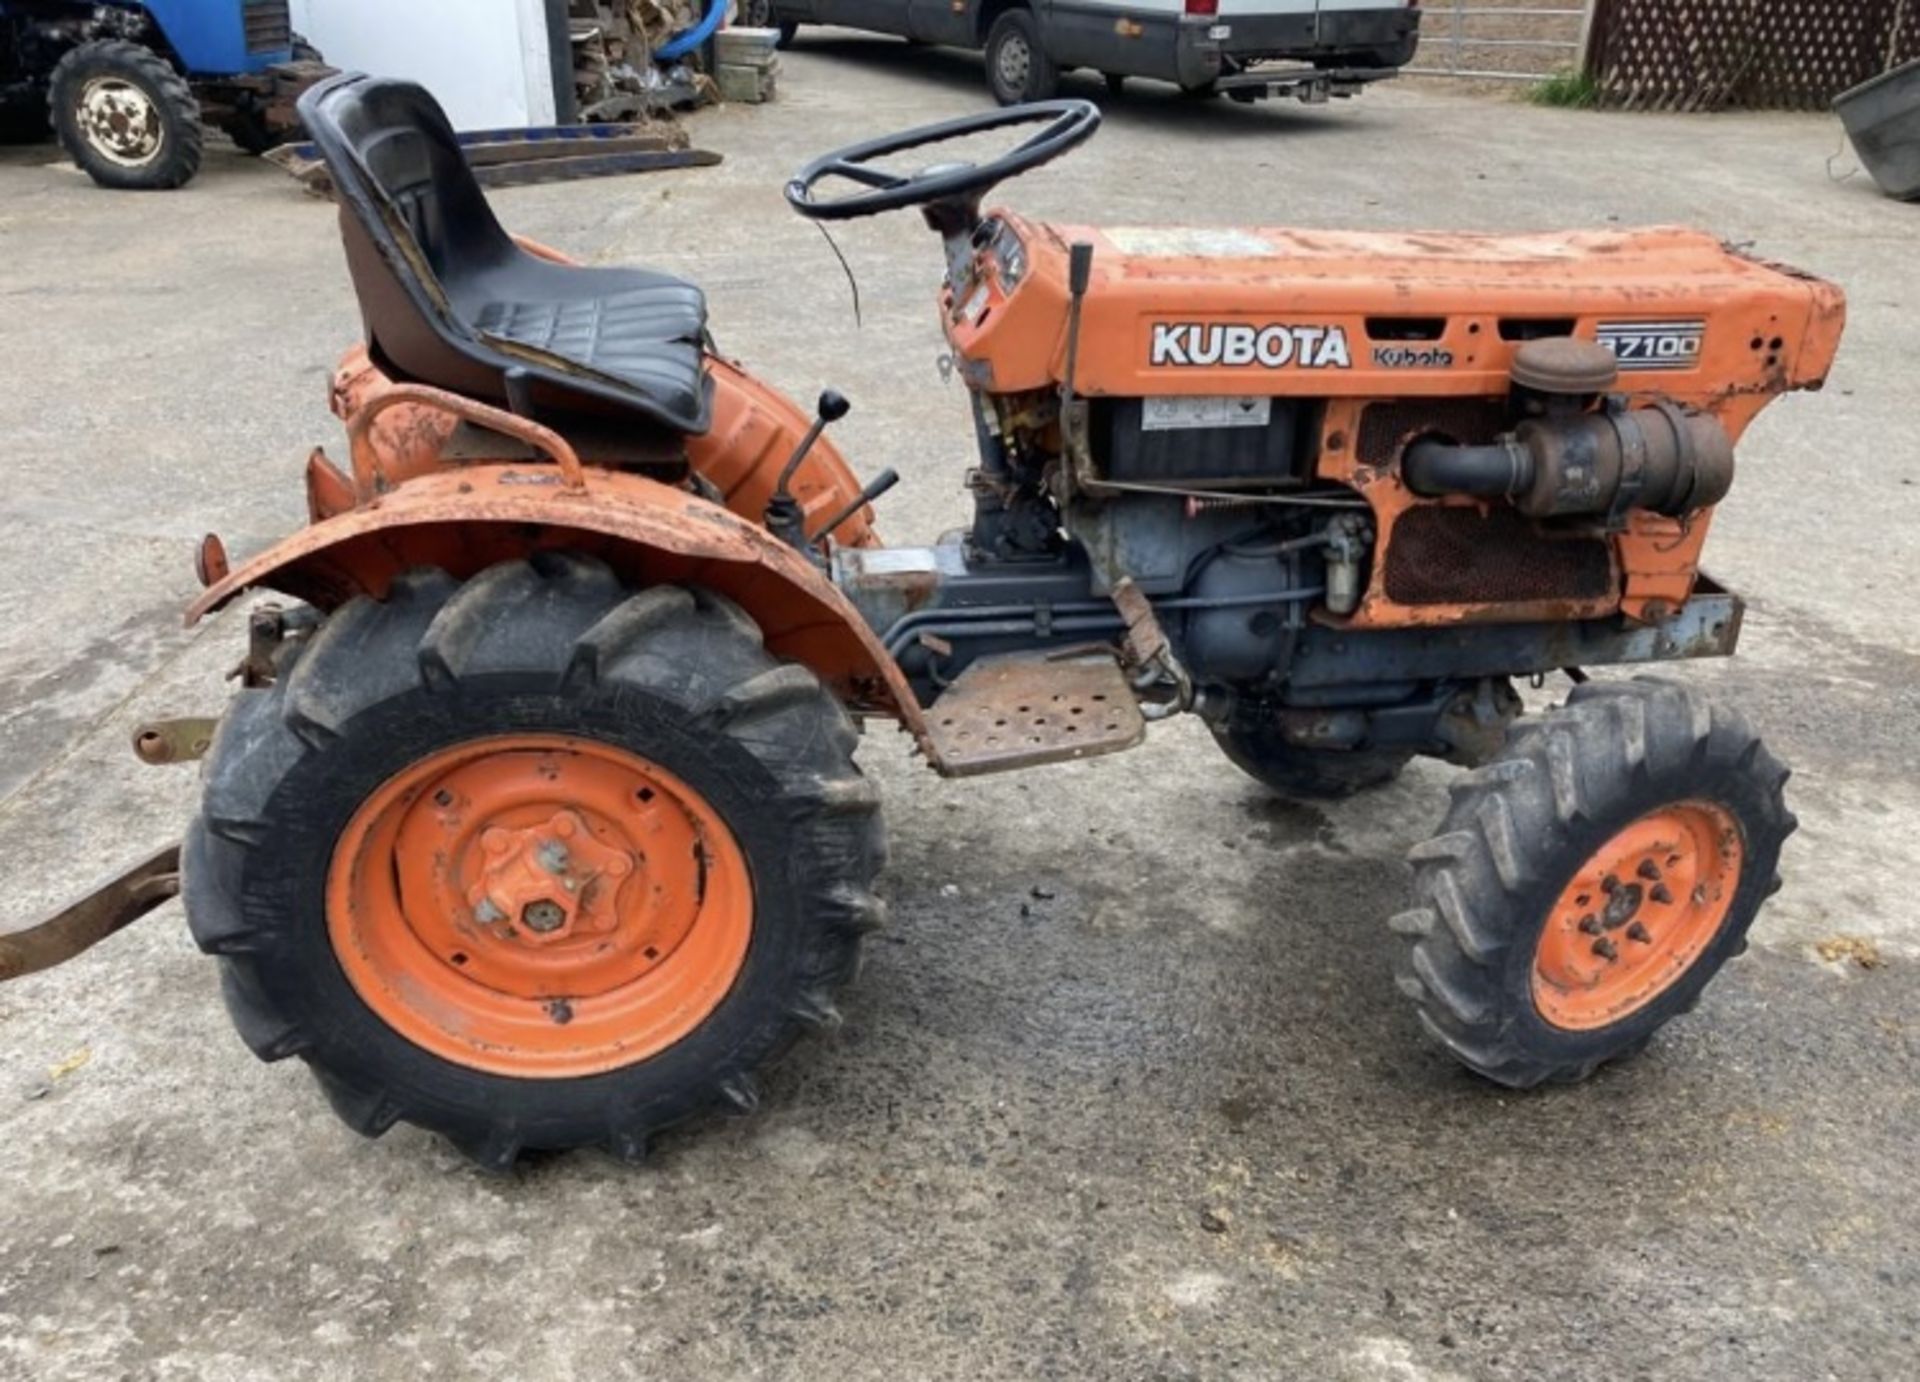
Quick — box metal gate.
[1404,0,1596,82]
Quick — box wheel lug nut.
[1591,937,1619,961]
[1626,922,1653,944]
[1637,859,1662,881]
[1577,914,1602,935]
[1601,874,1620,895]
[1650,883,1674,905]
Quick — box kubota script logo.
[1150,322,1353,370]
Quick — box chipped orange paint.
[943,213,1842,628]
[327,733,754,1077]
[1532,801,1744,1031]
[326,346,877,547]
[188,462,928,742]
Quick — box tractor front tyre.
[183,556,886,1170]
[49,40,203,190]
[1391,678,1794,1089]
[1213,708,1411,800]
[985,11,1060,105]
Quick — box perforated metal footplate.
[925,653,1145,778]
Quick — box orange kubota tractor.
[4,77,1845,1169]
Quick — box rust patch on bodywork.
[186,464,929,748]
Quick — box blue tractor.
[0,1,332,188]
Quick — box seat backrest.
[299,75,507,375]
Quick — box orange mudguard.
[188,463,928,744]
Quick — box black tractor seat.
[298,73,711,434]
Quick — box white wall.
[290,0,557,130]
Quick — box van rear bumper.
[1039,3,1418,92]
[1175,7,1420,88]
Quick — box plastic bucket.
[1835,57,1920,202]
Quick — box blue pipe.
[657,0,726,61]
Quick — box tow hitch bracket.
[0,844,183,983]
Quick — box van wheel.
[986,10,1059,105]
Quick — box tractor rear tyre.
[1213,707,1411,800]
[985,11,1059,105]
[183,555,886,1169]
[1391,678,1794,1089]
[49,40,203,190]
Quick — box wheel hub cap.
[1532,801,1743,1031]
[327,735,753,1077]
[469,808,634,946]
[997,37,1031,90]
[78,77,164,166]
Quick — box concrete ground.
[2,33,1917,1381]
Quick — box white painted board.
[289,0,557,131]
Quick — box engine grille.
[1357,398,1508,468]
[244,0,293,54]
[1384,505,1615,606]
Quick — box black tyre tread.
[184,556,886,1169]
[49,40,203,190]
[1392,677,1794,1089]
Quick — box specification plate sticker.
[1141,396,1273,432]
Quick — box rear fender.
[328,346,880,548]
[187,465,928,743]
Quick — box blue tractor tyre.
[49,38,203,189]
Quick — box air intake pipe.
[1402,404,1736,519]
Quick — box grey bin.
[1835,57,1920,202]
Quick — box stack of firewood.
[569,0,714,118]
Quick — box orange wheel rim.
[1532,801,1743,1032]
[326,734,752,1077]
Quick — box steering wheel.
[784,101,1100,222]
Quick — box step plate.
[925,654,1145,778]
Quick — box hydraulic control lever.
[813,467,901,547]
[1056,242,1096,491]
[766,389,851,552]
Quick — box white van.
[754,0,1423,106]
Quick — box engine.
[837,210,1841,758]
